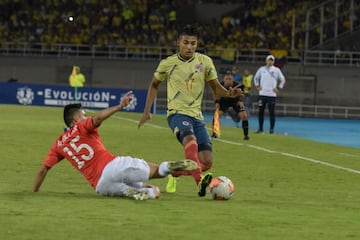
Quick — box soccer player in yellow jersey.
[138,25,242,197]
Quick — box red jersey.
[43,117,116,189]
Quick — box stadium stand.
[1,0,358,51]
[1,0,359,67]
[1,0,360,118]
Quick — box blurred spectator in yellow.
[242,68,253,116]
[69,66,86,87]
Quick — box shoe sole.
[168,159,198,172]
[198,173,213,197]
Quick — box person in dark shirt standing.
[212,70,250,140]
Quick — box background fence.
[1,43,360,119]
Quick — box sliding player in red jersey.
[32,91,197,200]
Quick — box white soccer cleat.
[124,188,150,200]
[167,159,198,173]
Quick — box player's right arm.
[253,68,261,90]
[32,165,51,192]
[32,140,64,192]
[138,76,162,128]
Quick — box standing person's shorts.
[167,113,212,152]
[219,100,241,113]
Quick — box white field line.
[338,152,359,158]
[113,115,166,129]
[280,152,360,174]
[106,113,360,175]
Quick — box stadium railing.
[2,42,360,119]
[1,42,360,67]
[154,98,360,120]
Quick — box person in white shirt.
[253,55,286,134]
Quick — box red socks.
[173,140,202,184]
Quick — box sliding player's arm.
[32,165,51,192]
[32,141,64,192]
[92,91,133,128]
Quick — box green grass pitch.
[0,104,360,240]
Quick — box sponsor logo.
[17,87,34,105]
[16,87,123,108]
[182,121,190,126]
[195,64,203,72]
[121,92,137,111]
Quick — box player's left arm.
[278,68,286,89]
[274,69,286,93]
[206,56,241,98]
[208,79,242,98]
[278,69,286,89]
[92,91,133,128]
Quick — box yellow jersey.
[242,74,253,94]
[154,53,218,120]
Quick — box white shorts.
[95,156,150,197]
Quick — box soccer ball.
[209,176,234,200]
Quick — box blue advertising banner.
[0,82,148,112]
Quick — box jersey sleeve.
[204,55,218,81]
[43,141,64,168]
[277,68,286,89]
[154,59,169,82]
[253,67,262,86]
[82,117,97,132]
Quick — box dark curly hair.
[178,24,200,39]
[63,103,82,127]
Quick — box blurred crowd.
[0,0,358,51]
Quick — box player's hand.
[143,184,160,198]
[138,112,152,128]
[238,101,245,109]
[229,87,243,98]
[119,91,133,109]
[273,87,279,93]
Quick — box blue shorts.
[167,113,211,147]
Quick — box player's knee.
[198,143,213,171]
[239,110,248,120]
[199,142,212,152]
[201,161,213,171]
[177,128,195,143]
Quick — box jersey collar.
[177,53,195,62]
